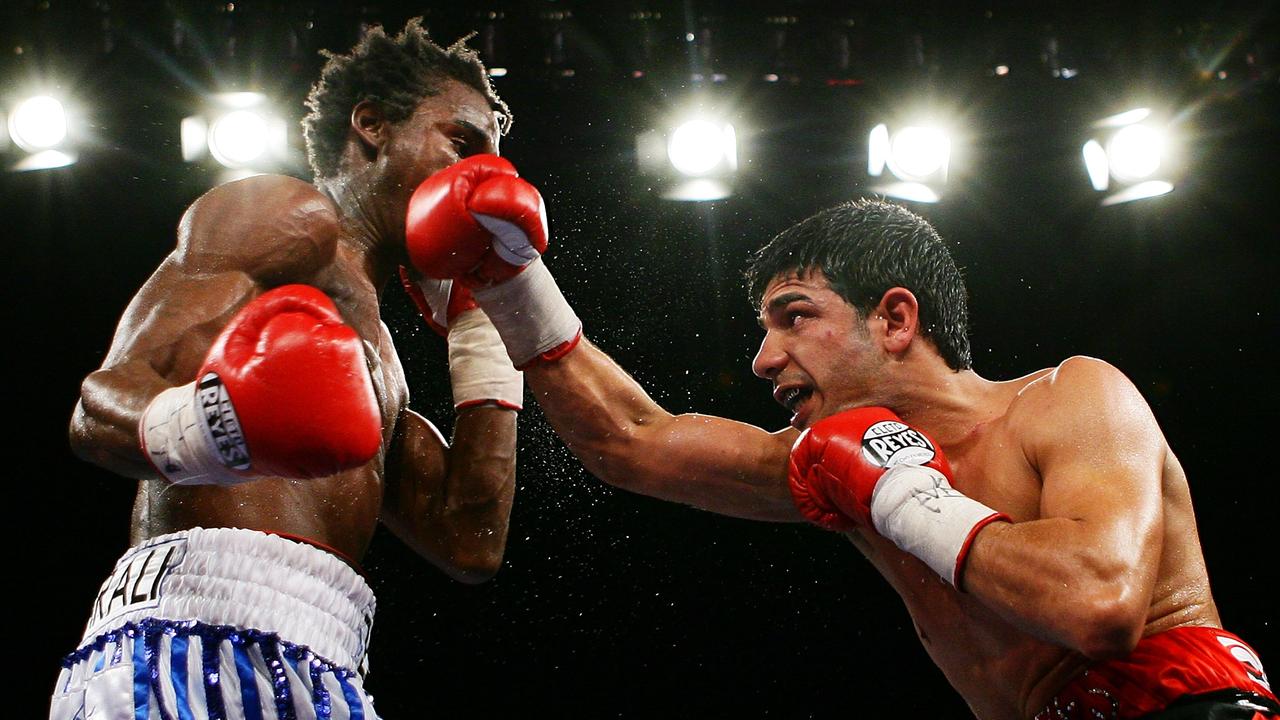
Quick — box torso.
[846,365,1220,720]
[130,175,410,563]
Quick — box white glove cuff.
[447,308,524,410]
[870,465,1007,587]
[472,257,582,369]
[139,378,254,486]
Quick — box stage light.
[9,95,67,151]
[4,93,80,171]
[182,92,289,172]
[890,126,949,179]
[668,120,736,176]
[1081,107,1180,206]
[1106,124,1165,182]
[868,121,952,203]
[636,108,741,202]
[209,110,271,167]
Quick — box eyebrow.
[756,291,813,328]
[453,118,496,146]
[766,292,812,311]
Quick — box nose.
[752,330,785,380]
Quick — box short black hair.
[745,198,972,371]
[302,17,511,180]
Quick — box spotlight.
[636,109,741,202]
[868,121,952,203]
[667,119,737,177]
[182,92,289,174]
[1081,107,1180,206]
[4,93,80,171]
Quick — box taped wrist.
[139,378,255,486]
[447,307,524,410]
[870,464,1009,587]
[472,257,582,369]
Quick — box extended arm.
[961,357,1166,658]
[402,154,800,522]
[525,339,799,521]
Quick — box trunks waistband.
[78,527,376,671]
[1036,627,1275,720]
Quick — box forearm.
[962,518,1156,658]
[527,340,799,521]
[438,404,518,573]
[69,366,170,479]
[384,406,516,583]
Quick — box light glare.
[1106,124,1164,182]
[9,96,68,151]
[668,120,730,176]
[890,126,949,180]
[1082,139,1109,191]
[208,110,269,168]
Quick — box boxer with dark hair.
[53,19,520,720]
[410,182,1277,719]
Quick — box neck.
[881,354,995,446]
[316,174,404,296]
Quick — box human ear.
[350,100,388,155]
[876,287,919,353]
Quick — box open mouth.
[778,386,813,414]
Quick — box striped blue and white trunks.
[50,527,379,720]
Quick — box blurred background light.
[637,107,741,202]
[868,121,952,203]
[182,92,290,174]
[4,92,80,171]
[8,95,67,152]
[1082,107,1180,205]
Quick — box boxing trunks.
[50,527,379,720]
[1036,626,1278,719]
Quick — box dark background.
[5,0,1278,717]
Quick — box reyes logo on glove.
[861,420,938,468]
[196,373,251,470]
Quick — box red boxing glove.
[399,266,478,337]
[405,154,547,288]
[141,285,383,484]
[789,407,1005,587]
[397,266,523,411]
[789,407,952,532]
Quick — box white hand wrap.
[447,307,524,410]
[139,380,254,486]
[870,465,1007,587]
[472,257,582,369]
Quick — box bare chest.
[846,420,1068,718]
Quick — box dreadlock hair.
[302,17,511,180]
[744,198,973,371]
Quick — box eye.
[450,136,470,157]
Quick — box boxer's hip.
[74,526,376,672]
[1036,626,1276,719]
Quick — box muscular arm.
[961,357,1166,659]
[70,177,337,477]
[524,339,801,521]
[381,405,517,584]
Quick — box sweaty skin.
[69,80,518,583]
[519,270,1220,719]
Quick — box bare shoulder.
[174,174,341,281]
[1009,355,1158,447]
[1018,356,1142,405]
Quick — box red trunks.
[1036,627,1276,719]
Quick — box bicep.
[1032,361,1166,562]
